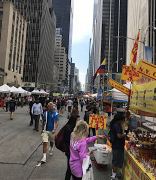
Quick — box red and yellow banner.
[121,65,142,81]
[108,79,130,96]
[89,114,107,130]
[137,60,156,80]
[130,80,156,117]
[130,31,140,65]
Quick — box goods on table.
[127,130,156,176]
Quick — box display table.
[124,150,155,180]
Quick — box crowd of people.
[0,93,127,180]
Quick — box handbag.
[82,155,94,180]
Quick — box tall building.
[0,1,27,86]
[101,0,127,73]
[52,0,74,60]
[126,0,149,65]
[10,0,56,89]
[69,62,75,93]
[54,28,67,91]
[87,0,128,92]
[52,0,74,87]
[147,0,156,64]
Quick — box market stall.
[124,129,156,180]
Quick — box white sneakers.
[111,172,116,179]
[49,147,54,156]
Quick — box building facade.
[52,0,73,60]
[0,1,27,86]
[69,62,75,93]
[54,28,67,92]
[126,0,149,65]
[11,0,56,89]
[52,0,74,87]
[37,0,58,89]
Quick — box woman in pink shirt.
[70,120,103,180]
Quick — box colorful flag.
[93,58,107,81]
[130,31,140,65]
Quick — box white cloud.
[72,0,94,44]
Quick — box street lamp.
[143,25,156,60]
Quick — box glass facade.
[10,0,56,88]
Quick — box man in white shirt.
[66,99,73,118]
[31,98,43,131]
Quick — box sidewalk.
[0,107,111,180]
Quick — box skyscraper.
[10,0,56,89]
[0,1,27,86]
[126,0,149,65]
[52,0,74,60]
[101,0,127,73]
[54,28,67,91]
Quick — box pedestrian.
[31,98,43,131]
[67,98,73,117]
[8,97,16,120]
[39,102,59,165]
[109,113,126,179]
[70,120,104,180]
[29,97,34,126]
[4,95,10,112]
[63,109,80,180]
[80,99,84,112]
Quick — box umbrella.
[0,84,11,93]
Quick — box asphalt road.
[0,106,111,180]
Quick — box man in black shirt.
[109,113,126,179]
[8,97,16,120]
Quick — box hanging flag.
[93,58,107,81]
[130,31,140,66]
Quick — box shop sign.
[121,65,142,81]
[89,114,107,130]
[130,80,156,117]
[137,60,156,80]
[108,78,130,96]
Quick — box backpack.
[55,126,68,152]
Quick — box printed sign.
[108,78,130,96]
[130,80,156,117]
[89,114,107,130]
[137,60,156,80]
[121,65,142,81]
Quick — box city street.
[0,106,111,180]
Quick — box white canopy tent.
[40,89,49,95]
[17,87,26,94]
[10,86,19,93]
[0,84,11,93]
[31,89,41,95]
[111,82,131,102]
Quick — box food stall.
[124,79,156,180]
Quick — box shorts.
[112,149,124,168]
[41,131,55,143]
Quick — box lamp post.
[143,25,156,61]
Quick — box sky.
[72,0,94,89]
